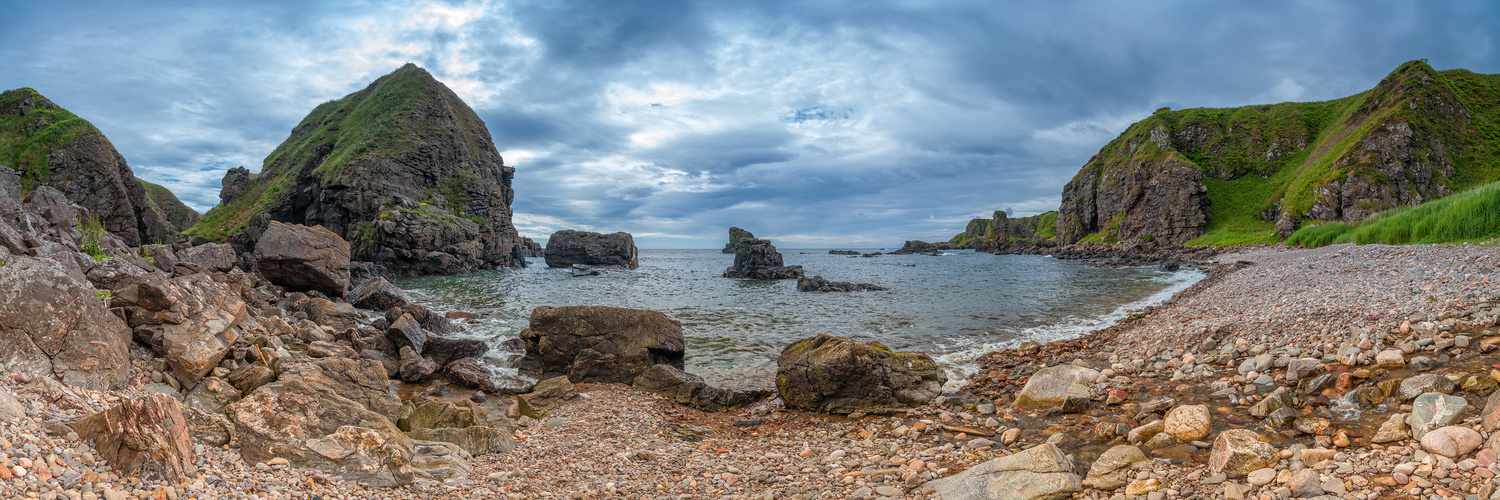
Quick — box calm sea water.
[396,249,1202,389]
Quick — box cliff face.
[1057,60,1499,244]
[0,88,186,245]
[190,64,526,276]
[949,211,1058,253]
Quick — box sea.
[396,249,1203,390]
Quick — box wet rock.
[1082,445,1148,491]
[515,376,579,419]
[1261,407,1299,431]
[519,305,685,384]
[397,346,439,383]
[1249,387,1294,418]
[796,275,887,292]
[722,238,804,280]
[1420,425,1482,458]
[72,394,193,482]
[1293,416,1331,436]
[1371,413,1410,443]
[1482,389,1500,431]
[923,443,1081,500]
[1127,420,1164,444]
[1408,392,1467,440]
[543,230,639,269]
[632,364,772,412]
[254,221,351,297]
[405,400,485,431]
[1208,429,1279,478]
[570,264,606,277]
[775,333,945,414]
[0,256,132,390]
[384,303,454,336]
[1400,373,1456,401]
[1375,349,1406,367]
[385,313,426,355]
[347,276,410,312]
[422,335,489,367]
[1163,404,1210,441]
[1287,469,1323,497]
[1061,381,1091,413]
[1014,365,1102,408]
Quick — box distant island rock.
[948,211,1059,254]
[188,64,527,276]
[828,250,859,255]
[723,238,803,279]
[722,227,754,253]
[796,275,886,292]
[518,237,543,258]
[891,240,957,255]
[544,230,639,269]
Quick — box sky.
[2,1,1497,248]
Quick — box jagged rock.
[1082,445,1149,490]
[1249,387,1295,418]
[515,376,579,419]
[1409,392,1467,440]
[923,443,1081,500]
[407,440,471,481]
[423,335,488,367]
[200,65,526,277]
[227,364,275,394]
[517,238,543,258]
[796,275,887,292]
[307,340,358,359]
[0,256,131,390]
[1421,425,1482,458]
[254,221,350,297]
[722,227,754,253]
[385,313,426,354]
[1163,405,1211,441]
[303,298,361,331]
[518,305,685,384]
[219,166,251,204]
[723,238,803,280]
[892,240,951,255]
[1262,407,1299,431]
[543,230,639,269]
[0,386,23,421]
[110,273,248,384]
[1014,365,1102,408]
[348,277,410,312]
[570,264,606,277]
[175,243,236,274]
[442,357,526,394]
[301,425,414,487]
[384,303,454,335]
[407,427,514,456]
[1208,429,1278,478]
[775,334,945,414]
[632,364,772,412]
[181,406,234,448]
[397,347,439,383]
[72,394,193,482]
[183,376,241,414]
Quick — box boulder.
[182,406,234,448]
[1409,392,1467,440]
[405,400,485,431]
[796,275,887,292]
[385,313,426,354]
[1483,389,1500,431]
[632,364,772,412]
[175,243,236,273]
[1163,404,1211,442]
[112,273,248,384]
[348,277,411,312]
[72,394,193,482]
[423,335,489,367]
[515,376,579,419]
[1375,349,1406,367]
[0,256,132,390]
[518,305,685,384]
[227,364,276,394]
[722,227,754,253]
[407,427,514,456]
[1013,365,1102,408]
[384,303,454,335]
[1421,425,1482,458]
[1208,429,1278,478]
[775,334,945,414]
[1400,374,1456,401]
[397,347,440,383]
[543,230,638,269]
[183,376,242,414]
[304,298,361,331]
[723,238,803,280]
[923,443,1081,500]
[1082,445,1149,490]
[254,221,351,297]
[1285,358,1324,381]
[408,440,471,481]
[1249,386,1295,418]
[442,357,533,394]
[1371,413,1410,443]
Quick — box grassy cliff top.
[0,88,98,191]
[139,177,199,231]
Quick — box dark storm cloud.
[1,0,1496,247]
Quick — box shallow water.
[397,249,1202,389]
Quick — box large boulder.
[543,230,639,269]
[632,364,772,412]
[348,276,410,312]
[0,256,132,390]
[923,443,1081,500]
[254,221,351,297]
[1208,429,1278,478]
[518,305,685,384]
[796,275,887,292]
[515,376,579,419]
[1420,425,1482,458]
[775,334,945,414]
[175,243,236,274]
[423,335,489,367]
[1082,445,1149,490]
[408,427,514,457]
[1013,365,1102,408]
[72,394,193,482]
[1163,404,1211,442]
[1409,392,1468,440]
[723,238,803,280]
[109,272,248,385]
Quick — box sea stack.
[723,238,803,279]
[722,227,754,253]
[188,64,527,276]
[543,230,639,269]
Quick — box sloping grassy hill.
[1287,180,1500,247]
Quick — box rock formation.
[189,64,527,276]
[796,275,886,292]
[1057,60,1492,244]
[775,334,945,414]
[631,364,771,412]
[892,240,958,255]
[543,230,638,269]
[518,305,685,384]
[0,88,195,245]
[722,227,754,253]
[723,238,803,279]
[949,211,1059,253]
[253,221,351,297]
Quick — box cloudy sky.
[2,1,1496,248]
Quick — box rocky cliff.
[949,211,1058,253]
[1057,60,1499,244]
[0,88,192,245]
[189,64,526,276]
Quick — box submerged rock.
[1013,365,1102,408]
[775,334,945,414]
[796,275,886,292]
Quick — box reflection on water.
[398,249,1202,389]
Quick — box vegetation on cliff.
[1286,180,1500,247]
[949,210,1057,252]
[139,178,199,233]
[1058,60,1500,246]
[0,88,94,191]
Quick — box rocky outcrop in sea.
[723,237,803,279]
[542,230,639,269]
[722,226,754,253]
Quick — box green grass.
[78,213,108,261]
[1286,181,1500,247]
[0,88,97,192]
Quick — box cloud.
[1,0,1496,245]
